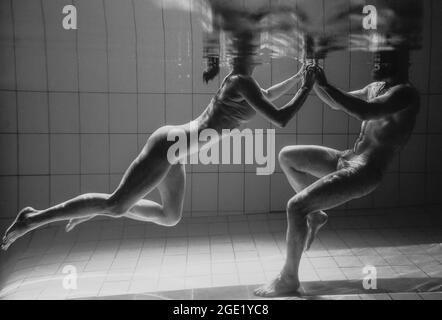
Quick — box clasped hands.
[298,62,328,89]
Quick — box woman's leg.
[278,145,340,250]
[66,163,186,231]
[1,126,183,250]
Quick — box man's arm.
[314,68,413,120]
[237,70,314,128]
[313,84,340,110]
[261,65,305,102]
[348,86,369,100]
[313,84,368,110]
[317,83,413,121]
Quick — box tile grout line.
[73,0,82,197]
[10,0,20,220]
[39,0,51,208]
[102,0,111,194]
[131,0,140,151]
[423,0,434,210]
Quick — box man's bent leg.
[279,145,341,250]
[279,145,341,191]
[255,165,381,297]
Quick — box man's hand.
[314,65,328,87]
[301,65,316,89]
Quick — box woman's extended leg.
[66,163,186,232]
[1,126,183,250]
[278,145,340,251]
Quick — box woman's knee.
[162,210,182,227]
[106,198,130,217]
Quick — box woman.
[2,39,316,251]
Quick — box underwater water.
[158,0,423,63]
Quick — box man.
[255,49,420,297]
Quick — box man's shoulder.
[392,83,417,92]
[367,82,419,100]
[367,81,384,87]
[390,84,420,113]
[391,83,419,101]
[367,82,417,94]
[367,82,384,89]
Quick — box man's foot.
[304,212,328,252]
[254,273,300,298]
[65,217,90,232]
[2,207,37,251]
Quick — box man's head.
[372,49,410,82]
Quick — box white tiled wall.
[0,0,441,220]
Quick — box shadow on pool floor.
[79,277,442,300]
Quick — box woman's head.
[203,56,220,83]
[202,32,259,83]
[229,32,259,75]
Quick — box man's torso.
[351,81,419,170]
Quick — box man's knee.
[286,196,309,219]
[279,147,302,170]
[278,147,290,164]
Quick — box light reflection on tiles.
[0,213,441,300]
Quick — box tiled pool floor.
[0,213,441,300]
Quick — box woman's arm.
[261,65,305,102]
[236,69,315,128]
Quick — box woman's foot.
[2,207,38,251]
[304,211,328,252]
[254,273,300,298]
[65,217,90,232]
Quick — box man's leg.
[278,145,340,250]
[255,164,381,297]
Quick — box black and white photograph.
[0,0,441,305]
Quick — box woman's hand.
[296,63,307,78]
[296,60,314,79]
[301,65,316,89]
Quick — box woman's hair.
[203,56,220,84]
